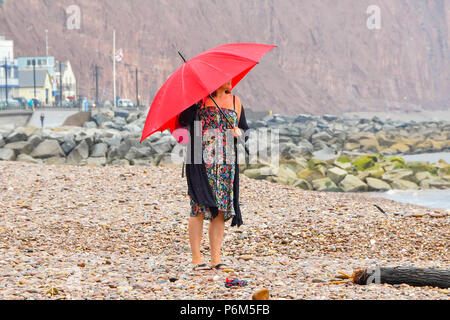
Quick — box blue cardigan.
[178,99,250,227]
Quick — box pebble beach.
[0,161,448,300]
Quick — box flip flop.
[192,263,212,271]
[225,278,248,288]
[213,263,229,270]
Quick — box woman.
[178,79,249,271]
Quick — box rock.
[327,167,348,184]
[296,168,325,182]
[0,148,16,161]
[16,154,42,164]
[312,177,338,191]
[339,174,368,192]
[114,110,130,119]
[150,136,175,155]
[90,143,108,158]
[6,131,28,143]
[43,156,66,165]
[293,114,314,123]
[31,140,65,159]
[83,121,98,129]
[75,131,95,147]
[252,288,270,300]
[0,137,4,148]
[91,113,112,126]
[61,138,77,156]
[101,134,122,147]
[86,157,107,166]
[67,140,89,164]
[292,178,312,190]
[381,169,414,183]
[359,137,381,153]
[366,177,392,191]
[415,171,433,182]
[383,142,410,154]
[391,179,419,190]
[27,135,43,151]
[428,181,450,189]
[3,141,30,155]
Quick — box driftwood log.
[351,267,450,289]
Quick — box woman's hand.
[232,127,243,138]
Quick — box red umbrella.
[140,43,276,142]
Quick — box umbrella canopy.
[140,43,276,142]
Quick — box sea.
[312,151,450,210]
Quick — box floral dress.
[190,106,238,221]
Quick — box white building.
[0,35,19,100]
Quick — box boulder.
[91,114,112,126]
[381,169,414,183]
[150,136,175,155]
[339,174,368,192]
[43,156,66,165]
[61,138,77,155]
[31,140,65,159]
[114,110,130,119]
[415,171,434,182]
[90,143,108,158]
[391,179,419,190]
[292,179,312,190]
[6,131,28,143]
[27,135,43,151]
[327,167,348,184]
[83,121,98,129]
[67,140,89,164]
[0,148,16,161]
[312,177,338,191]
[86,157,107,166]
[16,154,42,164]
[3,141,30,155]
[366,177,392,191]
[428,181,450,189]
[296,168,325,182]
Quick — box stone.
[0,148,16,161]
[296,168,325,182]
[83,121,98,129]
[115,110,130,119]
[31,140,65,159]
[43,156,66,165]
[391,179,419,190]
[92,113,112,126]
[67,140,90,164]
[61,139,77,155]
[90,143,108,158]
[382,169,414,183]
[3,141,30,155]
[415,171,433,182]
[327,167,348,184]
[292,178,312,190]
[252,288,270,300]
[0,137,4,148]
[339,174,368,192]
[6,131,28,143]
[16,154,42,164]
[366,177,392,191]
[86,157,107,166]
[312,177,338,191]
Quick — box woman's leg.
[209,210,225,266]
[189,213,205,265]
